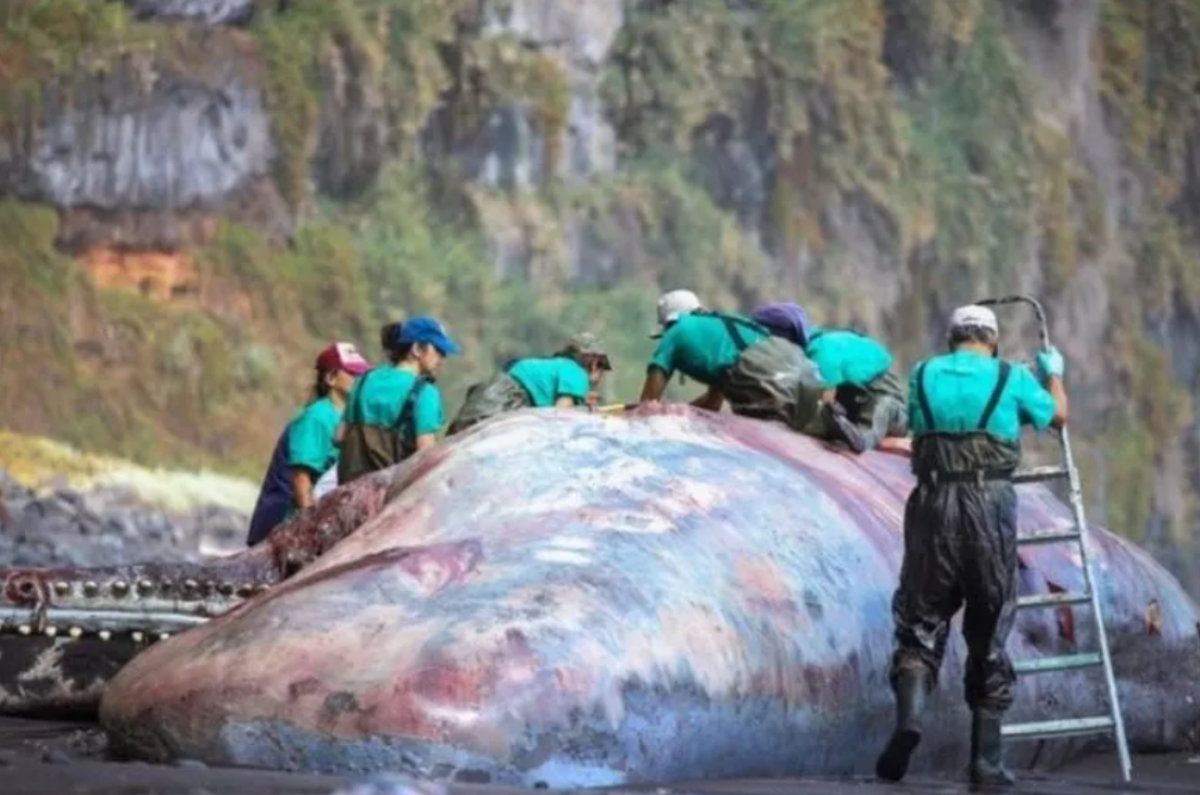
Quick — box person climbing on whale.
[752,302,907,454]
[337,316,461,485]
[638,290,824,431]
[874,303,1068,787]
[245,342,372,546]
[447,332,612,436]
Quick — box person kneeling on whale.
[638,289,824,432]
[447,332,612,436]
[751,301,907,454]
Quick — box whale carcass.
[78,405,1199,787]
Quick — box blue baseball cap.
[397,316,462,356]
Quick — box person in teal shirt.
[338,316,461,485]
[448,333,612,435]
[875,304,1068,787]
[246,342,372,545]
[638,290,825,430]
[752,302,907,453]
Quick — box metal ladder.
[977,295,1132,783]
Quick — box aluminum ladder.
[976,295,1132,783]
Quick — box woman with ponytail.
[338,316,461,484]
[245,342,372,545]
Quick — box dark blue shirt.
[246,426,294,546]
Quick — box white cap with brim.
[654,289,702,337]
[949,304,999,335]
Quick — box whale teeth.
[43,626,58,638]
[98,630,112,641]
[83,581,98,597]
[68,627,83,639]
[137,579,154,595]
[112,580,129,596]
[17,625,31,636]
[131,631,144,643]
[53,581,70,596]
[218,583,234,596]
[183,579,199,593]
[158,632,171,642]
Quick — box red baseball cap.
[315,342,372,375]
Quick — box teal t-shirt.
[805,327,893,388]
[649,312,770,384]
[343,367,445,436]
[508,357,590,407]
[908,350,1057,442]
[286,397,342,475]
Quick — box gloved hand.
[1035,346,1065,381]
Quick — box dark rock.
[0,29,291,251]
[0,467,248,568]
[41,748,72,765]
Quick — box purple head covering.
[751,302,812,347]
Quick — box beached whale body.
[98,406,1200,787]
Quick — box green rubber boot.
[969,710,1016,787]
[875,669,929,782]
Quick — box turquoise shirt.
[285,397,342,475]
[908,350,1056,442]
[805,327,893,388]
[649,312,770,384]
[343,367,445,436]
[508,357,590,407]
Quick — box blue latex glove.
[1036,346,1065,381]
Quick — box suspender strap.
[915,361,934,431]
[721,316,749,352]
[705,311,768,353]
[397,377,429,442]
[977,361,1012,432]
[350,368,375,422]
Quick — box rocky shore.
[0,468,248,568]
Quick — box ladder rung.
[1013,652,1104,674]
[1017,529,1082,546]
[1013,465,1070,484]
[1002,715,1115,740]
[1017,591,1091,609]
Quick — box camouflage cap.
[562,332,612,370]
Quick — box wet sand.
[0,717,1195,795]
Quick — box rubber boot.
[824,402,867,454]
[969,710,1015,787]
[875,669,929,782]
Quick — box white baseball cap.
[656,289,702,327]
[949,304,999,334]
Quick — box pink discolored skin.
[96,405,1199,787]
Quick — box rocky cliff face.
[2,0,1199,591]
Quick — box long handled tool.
[977,294,1132,783]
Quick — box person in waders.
[874,304,1068,786]
[337,316,460,486]
[638,290,824,431]
[245,342,372,546]
[752,302,908,454]
[447,332,612,436]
